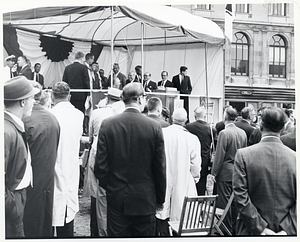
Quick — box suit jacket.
[171,74,192,94]
[62,61,90,100]
[280,128,296,151]
[235,119,255,143]
[100,75,109,89]
[147,114,170,128]
[158,79,173,88]
[4,112,28,219]
[94,108,166,216]
[248,128,262,146]
[19,65,32,80]
[23,104,60,237]
[233,137,296,235]
[107,72,127,89]
[186,120,212,176]
[31,72,45,88]
[143,80,157,92]
[211,123,247,182]
[125,79,139,85]
[215,120,225,135]
[92,72,101,89]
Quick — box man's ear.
[20,99,25,107]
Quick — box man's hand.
[260,228,276,235]
[207,174,216,183]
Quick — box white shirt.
[5,111,32,190]
[50,101,84,226]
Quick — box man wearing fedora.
[3,55,18,80]
[4,76,40,238]
[86,87,124,236]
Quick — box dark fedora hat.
[4,76,40,101]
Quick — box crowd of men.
[4,51,296,238]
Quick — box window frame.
[269,34,287,78]
[236,4,250,13]
[231,32,250,76]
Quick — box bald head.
[194,106,206,120]
[122,82,144,105]
[172,108,187,125]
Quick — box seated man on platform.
[143,72,157,92]
[158,71,172,89]
[126,71,137,85]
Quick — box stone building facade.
[173,3,295,112]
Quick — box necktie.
[36,73,39,83]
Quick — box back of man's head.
[241,107,253,120]
[147,97,162,113]
[261,107,286,133]
[75,52,84,60]
[122,82,144,104]
[224,106,238,122]
[194,106,206,120]
[172,108,187,125]
[52,82,70,100]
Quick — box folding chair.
[168,195,218,236]
[213,192,234,235]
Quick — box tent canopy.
[3,5,224,46]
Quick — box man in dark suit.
[94,83,166,237]
[107,63,127,89]
[146,97,170,128]
[186,106,213,195]
[31,63,44,89]
[99,69,109,89]
[91,62,101,89]
[210,106,247,235]
[17,55,32,80]
[235,107,256,144]
[233,107,296,235]
[172,66,192,121]
[62,51,90,113]
[158,71,172,88]
[143,72,157,92]
[23,82,60,238]
[134,65,142,83]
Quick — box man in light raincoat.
[156,108,201,236]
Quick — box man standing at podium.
[172,66,192,121]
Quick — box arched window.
[269,35,286,78]
[231,32,249,76]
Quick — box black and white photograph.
[1,0,298,240]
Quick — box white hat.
[106,87,122,100]
[5,55,16,61]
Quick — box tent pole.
[205,42,209,123]
[141,22,144,79]
[110,6,114,87]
